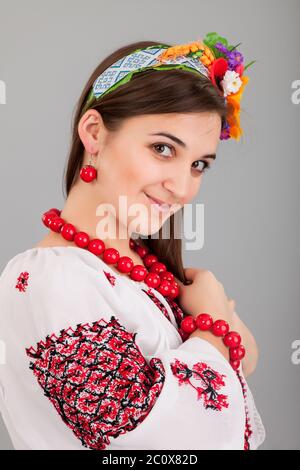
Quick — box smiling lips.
[144,193,171,212]
[146,193,170,206]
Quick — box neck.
[47,182,142,259]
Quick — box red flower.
[235,63,244,76]
[171,358,229,411]
[209,57,228,94]
[15,271,30,292]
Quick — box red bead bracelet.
[180,313,245,370]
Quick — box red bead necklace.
[42,207,246,371]
[42,208,180,299]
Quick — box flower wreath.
[156,32,256,141]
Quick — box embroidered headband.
[81,32,255,141]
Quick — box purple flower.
[227,50,244,70]
[220,121,230,140]
[215,42,244,71]
[215,42,230,55]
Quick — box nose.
[163,165,194,203]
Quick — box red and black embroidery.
[142,288,171,322]
[145,287,153,295]
[142,290,189,340]
[15,271,29,292]
[25,316,165,450]
[171,358,229,411]
[165,298,185,329]
[103,271,116,286]
[164,298,190,341]
[235,368,253,450]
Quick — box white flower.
[220,70,242,97]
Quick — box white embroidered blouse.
[0,246,266,450]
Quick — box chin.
[135,215,171,237]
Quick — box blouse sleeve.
[0,247,266,450]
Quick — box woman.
[0,34,266,450]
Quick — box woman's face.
[79,111,221,237]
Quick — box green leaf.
[217,36,229,47]
[203,41,223,59]
[228,42,242,52]
[244,59,256,71]
[205,32,219,41]
[203,32,228,47]
[203,32,219,48]
[203,32,232,59]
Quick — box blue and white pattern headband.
[81,33,254,140]
[81,44,209,115]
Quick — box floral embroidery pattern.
[235,368,253,450]
[142,290,189,340]
[103,270,116,286]
[171,358,229,411]
[25,316,165,450]
[142,288,171,322]
[15,271,29,292]
[167,300,251,448]
[165,298,185,329]
[143,291,188,340]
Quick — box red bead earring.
[79,154,98,183]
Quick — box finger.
[173,269,193,288]
[183,267,199,281]
[227,298,236,310]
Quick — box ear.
[77,109,108,154]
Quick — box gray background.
[0,0,299,450]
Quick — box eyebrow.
[148,132,217,160]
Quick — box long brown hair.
[63,40,228,285]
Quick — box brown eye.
[152,143,211,175]
[152,143,173,157]
[192,161,211,174]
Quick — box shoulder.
[0,247,118,325]
[1,246,112,287]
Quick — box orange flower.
[227,75,249,111]
[157,41,215,67]
[155,41,249,142]
[199,44,215,67]
[226,75,249,140]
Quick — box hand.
[174,268,235,362]
[227,297,235,312]
[174,267,234,326]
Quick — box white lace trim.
[243,375,266,449]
